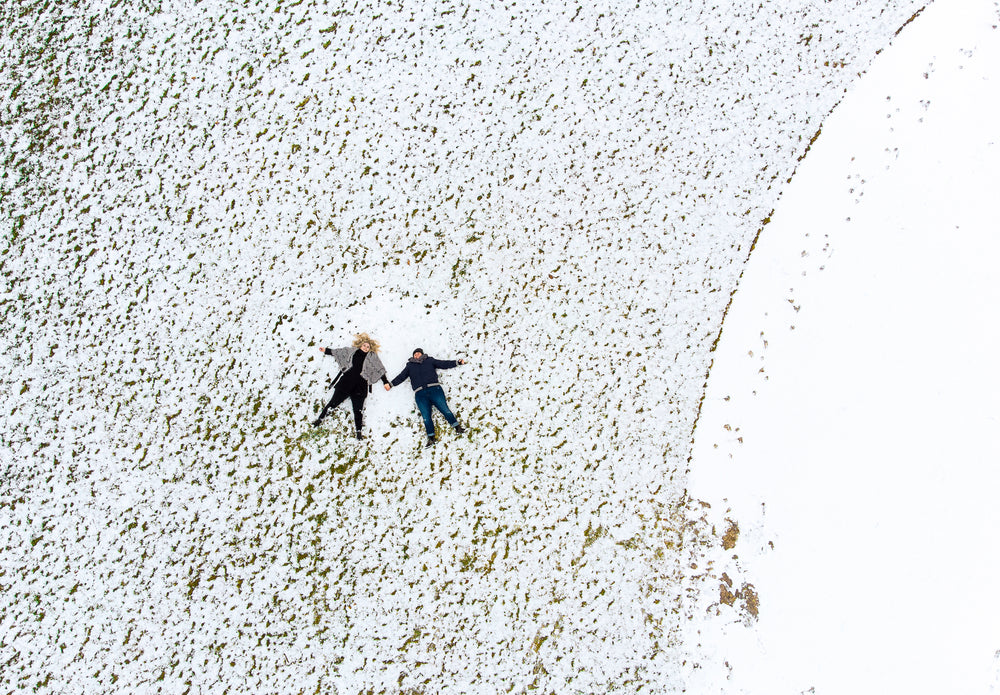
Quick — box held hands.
[384,383,391,391]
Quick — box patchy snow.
[1,0,932,692]
[689,1,1000,693]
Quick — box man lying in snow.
[390,348,467,447]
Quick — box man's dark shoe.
[425,436,436,448]
[454,423,466,434]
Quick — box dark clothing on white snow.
[391,354,465,437]
[314,347,388,431]
[324,347,388,388]
[390,354,460,392]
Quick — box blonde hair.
[352,332,380,353]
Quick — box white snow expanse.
[3,0,991,692]
[689,1,1000,694]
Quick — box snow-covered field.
[2,0,926,692]
[690,2,1000,693]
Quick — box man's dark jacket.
[391,355,459,391]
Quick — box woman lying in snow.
[312,332,390,439]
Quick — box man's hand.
[384,383,391,391]
[458,359,467,365]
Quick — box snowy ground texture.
[2,0,923,692]
[689,2,1000,694]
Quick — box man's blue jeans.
[414,385,457,435]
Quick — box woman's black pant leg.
[316,387,351,424]
[349,392,367,432]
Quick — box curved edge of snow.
[687,2,1000,693]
